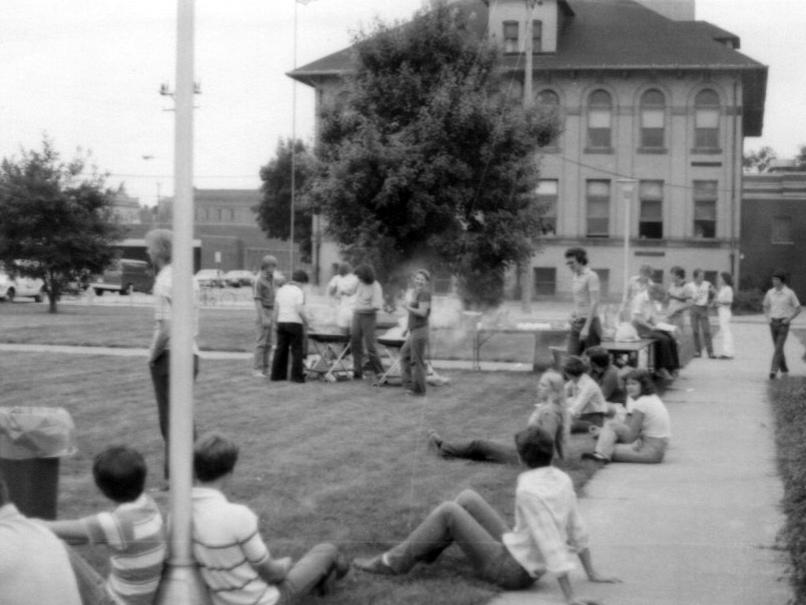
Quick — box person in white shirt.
[714,272,735,359]
[191,434,348,605]
[326,262,358,333]
[688,269,715,358]
[563,355,608,433]
[354,426,619,604]
[584,369,671,464]
[664,266,693,333]
[270,270,310,383]
[762,269,802,379]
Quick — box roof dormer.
[487,0,573,55]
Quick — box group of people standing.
[254,256,433,396]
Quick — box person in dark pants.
[762,269,801,379]
[146,228,199,481]
[565,247,601,355]
[400,269,432,396]
[350,264,385,380]
[271,270,309,383]
[688,268,715,358]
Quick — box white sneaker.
[252,370,266,378]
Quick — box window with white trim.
[586,179,610,237]
[694,89,720,149]
[587,90,612,149]
[640,89,665,149]
[536,179,558,235]
[638,180,664,239]
[693,180,717,238]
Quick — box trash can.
[0,406,76,520]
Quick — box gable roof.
[289,0,767,135]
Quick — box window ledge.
[637,147,668,155]
[690,147,723,155]
[583,147,614,155]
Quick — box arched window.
[640,89,665,149]
[587,90,612,149]
[694,89,720,149]
[536,89,559,107]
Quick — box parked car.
[195,269,226,288]
[0,269,45,302]
[90,258,154,295]
[223,270,256,288]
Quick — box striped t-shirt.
[82,494,166,605]
[191,487,279,605]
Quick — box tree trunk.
[48,291,58,313]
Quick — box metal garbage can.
[0,406,76,519]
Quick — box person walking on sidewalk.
[253,255,278,378]
[714,272,735,359]
[688,269,715,359]
[354,426,619,604]
[763,269,801,379]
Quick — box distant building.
[289,0,767,299]
[110,190,144,224]
[741,172,806,300]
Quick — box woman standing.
[714,272,735,359]
[583,369,671,464]
[401,269,432,396]
[351,264,385,380]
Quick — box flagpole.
[289,0,300,273]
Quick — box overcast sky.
[1,0,804,206]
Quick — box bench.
[600,338,656,372]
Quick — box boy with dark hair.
[564,247,602,355]
[354,426,619,604]
[763,269,801,379]
[191,433,348,605]
[563,355,608,433]
[1,472,82,605]
[46,446,166,605]
[585,345,626,405]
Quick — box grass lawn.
[0,304,601,604]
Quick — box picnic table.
[600,338,656,372]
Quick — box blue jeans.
[769,319,790,374]
[277,543,341,604]
[689,305,713,356]
[401,326,428,394]
[253,315,274,372]
[567,316,601,355]
[437,439,520,465]
[384,490,534,589]
[351,312,384,377]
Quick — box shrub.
[733,288,764,314]
[769,376,806,602]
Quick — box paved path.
[491,319,796,605]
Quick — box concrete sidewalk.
[491,320,795,605]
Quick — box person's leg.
[383,501,509,575]
[611,437,668,463]
[277,543,340,604]
[363,313,385,375]
[67,546,116,605]
[584,316,602,350]
[150,351,170,479]
[776,321,790,373]
[567,320,583,355]
[700,307,714,356]
[570,412,605,434]
[593,420,632,460]
[719,307,734,358]
[254,317,269,372]
[271,325,290,381]
[351,314,364,378]
[690,308,703,355]
[400,338,413,389]
[289,323,305,382]
[409,329,428,395]
[439,438,520,465]
[454,489,511,541]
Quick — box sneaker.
[769,372,777,380]
[353,555,398,575]
[708,353,717,359]
[252,370,266,378]
[427,430,443,453]
[581,451,609,463]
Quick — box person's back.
[0,498,82,605]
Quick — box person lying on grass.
[354,426,620,605]
[582,369,671,464]
[191,433,349,605]
[44,446,167,605]
[428,370,567,464]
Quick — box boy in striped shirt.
[46,446,166,605]
[191,433,348,605]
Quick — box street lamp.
[617,178,637,313]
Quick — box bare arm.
[43,519,90,545]
[254,556,293,584]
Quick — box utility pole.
[154,1,211,602]
[520,0,537,313]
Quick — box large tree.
[254,138,315,263]
[743,145,777,173]
[0,138,123,312]
[310,3,559,308]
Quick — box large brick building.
[290,0,767,299]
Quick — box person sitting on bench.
[564,355,608,434]
[354,426,620,604]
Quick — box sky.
[1,0,804,206]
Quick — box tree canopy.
[309,3,559,307]
[255,138,315,264]
[0,138,123,312]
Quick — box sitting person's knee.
[454,489,480,506]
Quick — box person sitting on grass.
[354,426,620,604]
[582,369,671,464]
[191,433,349,604]
[584,346,626,406]
[564,355,609,434]
[45,446,167,605]
[428,370,567,464]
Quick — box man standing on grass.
[146,228,199,481]
[565,247,601,355]
[763,269,801,380]
[253,255,278,378]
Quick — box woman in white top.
[714,272,735,359]
[583,369,671,464]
